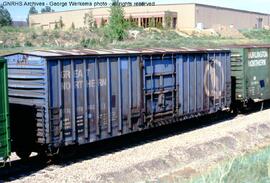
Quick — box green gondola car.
[0,57,10,165]
[231,45,270,109]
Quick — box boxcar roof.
[3,48,230,58]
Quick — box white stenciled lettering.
[86,69,91,76]
[62,80,84,90]
[63,82,71,90]
[88,80,96,87]
[62,71,70,79]
[63,78,107,90]
[62,69,83,79]
[99,78,106,86]
[88,78,107,87]
[75,80,83,89]
[248,51,268,59]
[75,69,83,78]
[248,59,266,67]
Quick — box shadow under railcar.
[2,100,270,181]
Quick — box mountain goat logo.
[204,59,225,98]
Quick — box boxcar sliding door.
[142,54,177,124]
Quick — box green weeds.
[189,146,270,183]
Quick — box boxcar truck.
[231,45,270,110]
[0,57,11,165]
[4,48,231,159]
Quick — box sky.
[1,0,270,21]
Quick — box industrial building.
[29,3,270,30]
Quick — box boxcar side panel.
[177,52,230,117]
[245,48,270,101]
[231,47,270,103]
[0,58,10,162]
[6,55,49,147]
[48,56,141,146]
[231,49,245,102]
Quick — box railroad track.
[0,156,48,181]
[1,102,269,182]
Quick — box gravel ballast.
[9,109,270,183]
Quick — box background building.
[29,3,270,30]
[12,21,28,27]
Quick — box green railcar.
[231,46,270,107]
[0,57,10,165]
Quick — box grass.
[1,26,270,55]
[116,35,243,49]
[188,146,270,183]
[241,29,270,43]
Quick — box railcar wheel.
[37,150,49,161]
[55,147,77,160]
[230,102,239,115]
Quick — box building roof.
[193,3,270,16]
[4,48,230,58]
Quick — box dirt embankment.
[10,109,270,183]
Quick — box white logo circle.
[204,59,225,98]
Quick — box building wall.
[30,9,90,29]
[29,3,270,30]
[195,4,270,29]
[29,4,196,30]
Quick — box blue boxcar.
[4,48,231,157]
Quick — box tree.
[59,16,64,29]
[29,7,38,14]
[100,17,106,27]
[127,15,137,28]
[93,21,97,28]
[164,11,173,29]
[156,21,163,29]
[54,21,58,30]
[27,7,38,25]
[41,6,54,13]
[0,6,12,27]
[71,22,75,30]
[106,0,127,41]
[165,16,172,29]
[149,17,155,28]
[84,10,96,31]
